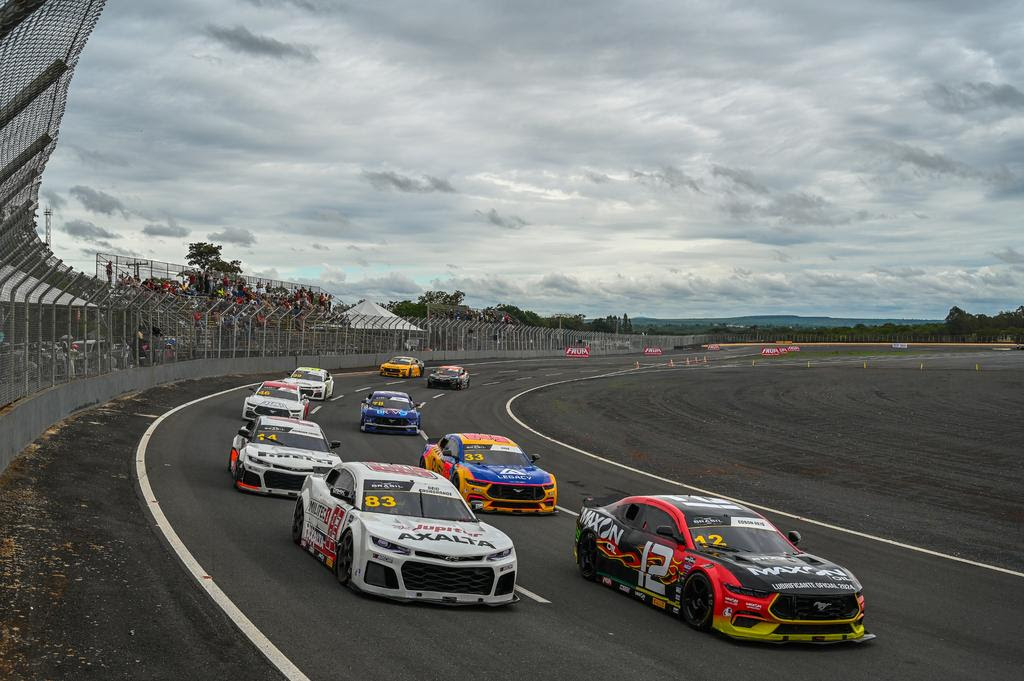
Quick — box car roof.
[437,365,464,370]
[370,390,411,399]
[349,462,443,482]
[261,381,298,390]
[293,366,325,373]
[257,415,323,435]
[643,494,761,519]
[388,356,415,361]
[453,433,519,447]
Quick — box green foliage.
[417,290,465,307]
[185,242,243,274]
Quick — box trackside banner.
[643,347,663,356]
[565,347,590,358]
[706,344,721,351]
[760,347,782,357]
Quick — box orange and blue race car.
[419,433,557,514]
[573,494,874,643]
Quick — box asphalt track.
[143,347,1024,681]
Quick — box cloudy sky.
[40,0,1024,318]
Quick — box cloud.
[361,170,456,193]
[992,246,1024,264]
[208,226,256,246]
[204,24,316,62]
[142,219,189,237]
[310,242,330,250]
[68,185,129,217]
[632,166,701,192]
[475,208,528,230]
[583,170,612,184]
[880,142,978,179]
[41,188,66,210]
[62,219,118,241]
[538,272,586,295]
[925,82,1024,114]
[725,192,851,227]
[711,165,769,194]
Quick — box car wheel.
[450,470,462,491]
[359,418,366,432]
[681,572,715,631]
[233,461,246,491]
[291,500,305,545]
[577,532,598,580]
[418,456,427,469]
[335,531,354,586]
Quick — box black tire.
[681,572,715,631]
[450,470,461,490]
[577,532,598,580]
[335,531,354,586]
[418,456,427,469]
[233,461,245,491]
[291,500,305,545]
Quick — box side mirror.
[237,427,249,438]
[787,530,801,545]
[656,525,678,540]
[329,441,341,449]
[530,453,541,462]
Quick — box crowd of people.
[431,306,517,324]
[108,262,333,313]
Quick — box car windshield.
[368,396,414,410]
[687,520,795,554]
[361,490,475,521]
[255,386,299,401]
[290,370,323,381]
[389,358,413,365]
[435,368,461,376]
[462,444,531,466]
[253,427,329,452]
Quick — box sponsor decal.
[731,516,773,531]
[601,576,613,586]
[760,347,782,357]
[618,584,631,593]
[580,509,625,547]
[788,345,801,352]
[772,581,857,591]
[397,532,496,549]
[689,515,726,527]
[724,596,739,606]
[371,552,394,564]
[362,462,434,478]
[635,592,647,602]
[892,342,909,350]
[682,555,696,574]
[412,524,483,537]
[565,346,591,358]
[666,495,743,510]
[722,607,733,617]
[643,347,663,356]
[745,602,763,610]
[496,468,531,480]
[653,597,667,609]
[365,479,415,491]
[747,565,851,581]
[499,564,514,573]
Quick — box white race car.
[293,462,518,606]
[242,381,310,420]
[230,416,341,496]
[282,366,334,401]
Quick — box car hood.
[244,445,338,469]
[282,378,324,388]
[246,396,300,410]
[360,513,512,554]
[363,407,418,418]
[464,463,550,484]
[704,550,861,595]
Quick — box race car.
[378,356,424,378]
[282,366,334,400]
[420,433,557,514]
[292,461,518,605]
[426,365,470,390]
[359,391,421,435]
[230,416,341,496]
[242,381,310,420]
[573,494,873,643]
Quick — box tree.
[385,300,427,317]
[185,242,243,274]
[417,290,466,307]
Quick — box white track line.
[386,381,403,385]
[311,406,321,414]
[135,384,312,681]
[354,386,372,391]
[556,505,579,516]
[505,370,1024,580]
[515,376,532,381]
[432,394,444,399]
[515,585,551,604]
[483,381,500,386]
[329,394,345,401]
[544,373,562,376]
[418,430,429,441]
[498,370,518,373]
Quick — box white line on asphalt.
[504,370,1024,580]
[135,384,312,681]
[386,381,403,385]
[135,413,160,418]
[515,376,532,380]
[544,373,562,376]
[354,386,372,391]
[419,430,429,441]
[556,505,579,516]
[311,406,321,414]
[482,381,500,386]
[515,585,551,604]
[498,370,518,373]
[432,394,444,399]
[329,394,345,401]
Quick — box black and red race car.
[573,494,874,643]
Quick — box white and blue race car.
[359,390,422,435]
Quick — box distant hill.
[630,315,943,329]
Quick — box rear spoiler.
[581,495,622,509]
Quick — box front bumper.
[361,417,419,435]
[298,386,326,400]
[234,459,318,497]
[353,540,518,606]
[463,482,557,514]
[714,592,872,643]
[243,403,304,420]
[380,368,412,377]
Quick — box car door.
[602,502,647,586]
[440,438,460,480]
[633,504,681,602]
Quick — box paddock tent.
[340,300,422,331]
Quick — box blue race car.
[359,391,421,435]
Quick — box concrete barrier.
[0,346,615,474]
